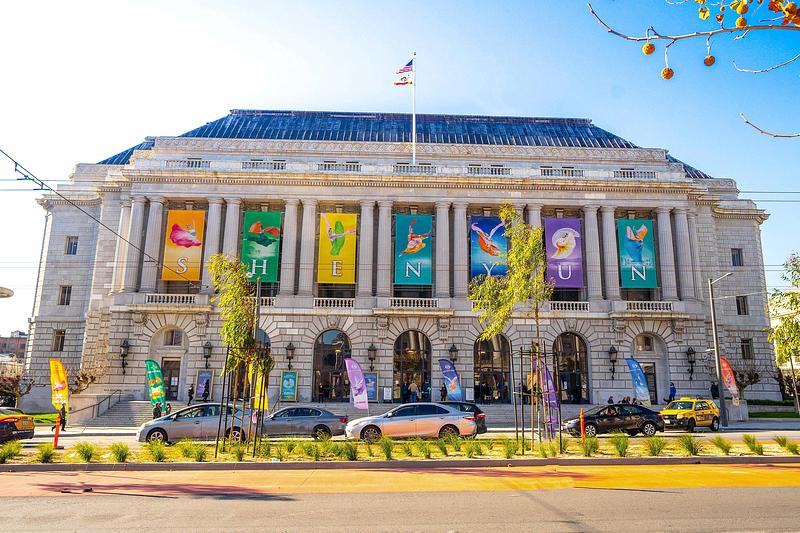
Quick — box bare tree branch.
[740,113,800,138]
[734,53,800,73]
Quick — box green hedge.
[748,399,794,406]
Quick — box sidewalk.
[34,426,137,438]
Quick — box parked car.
[0,420,16,443]
[0,407,35,440]
[440,401,487,434]
[262,407,347,439]
[660,397,720,432]
[345,402,477,442]
[137,403,249,443]
[562,404,664,437]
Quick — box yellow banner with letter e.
[317,213,357,284]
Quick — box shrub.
[774,436,788,448]
[743,434,764,455]
[400,442,414,457]
[710,436,732,455]
[445,434,462,452]
[473,441,484,456]
[786,443,799,455]
[146,441,166,462]
[676,435,704,456]
[579,437,600,457]
[193,446,208,462]
[434,439,449,457]
[231,442,246,462]
[109,443,130,463]
[310,444,320,461]
[643,436,667,457]
[485,439,495,451]
[557,435,570,455]
[341,442,359,461]
[414,439,431,459]
[35,443,55,463]
[176,439,197,459]
[364,442,374,457]
[609,433,629,457]
[274,444,285,461]
[501,438,519,459]
[0,440,22,463]
[378,437,394,460]
[537,444,549,458]
[319,439,333,456]
[464,442,475,458]
[74,442,96,463]
[258,438,272,458]
[284,440,298,454]
[548,443,558,458]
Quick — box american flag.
[394,59,413,86]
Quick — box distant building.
[0,331,27,361]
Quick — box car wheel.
[439,425,459,439]
[641,422,657,437]
[227,427,245,441]
[146,429,167,443]
[686,419,696,433]
[584,423,598,437]
[710,417,720,432]
[361,425,381,442]
[313,425,332,440]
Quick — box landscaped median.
[2,433,800,471]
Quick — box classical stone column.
[435,201,451,298]
[583,205,603,301]
[376,201,393,298]
[297,199,318,297]
[278,199,299,296]
[139,196,165,293]
[688,211,704,302]
[527,203,542,228]
[200,197,223,293]
[221,198,241,258]
[673,208,695,301]
[357,200,375,298]
[111,199,131,292]
[600,206,620,301]
[453,202,469,298]
[656,206,678,300]
[122,196,146,292]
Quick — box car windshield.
[666,401,695,410]
[584,406,606,416]
[0,408,23,415]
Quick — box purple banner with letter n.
[344,358,369,410]
[625,357,652,406]
[544,218,583,288]
[438,359,463,401]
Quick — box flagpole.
[411,51,416,164]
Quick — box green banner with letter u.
[617,219,658,288]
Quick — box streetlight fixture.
[202,341,213,369]
[686,346,696,380]
[286,342,296,370]
[367,344,377,371]
[119,339,130,375]
[709,272,733,427]
[449,344,459,363]
[608,346,618,380]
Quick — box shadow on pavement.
[359,466,594,479]
[34,481,295,501]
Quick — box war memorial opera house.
[22,109,781,412]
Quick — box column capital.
[206,197,224,205]
[225,197,242,206]
[526,203,542,211]
[687,211,697,219]
[673,207,689,214]
[120,199,131,208]
[600,205,617,214]
[359,199,375,208]
[284,198,300,207]
[583,205,600,213]
[453,201,469,210]
[132,195,147,204]
[377,200,393,209]
[656,206,672,214]
[300,198,317,207]
[435,201,451,210]
[147,195,165,205]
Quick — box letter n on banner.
[394,214,433,285]
[318,213,358,284]
[616,219,657,289]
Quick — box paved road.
[1,465,799,532]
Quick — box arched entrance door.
[553,332,590,404]
[474,335,511,404]
[313,329,351,402]
[393,330,432,402]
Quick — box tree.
[588,1,800,137]
[768,253,800,412]
[68,357,110,395]
[469,204,554,445]
[0,362,35,407]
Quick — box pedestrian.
[408,381,419,402]
[669,382,676,402]
[401,380,409,403]
[440,382,447,402]
[202,379,210,402]
[631,397,639,406]
[621,396,630,404]
[422,380,431,402]
[607,395,614,404]
[165,403,172,415]
[187,383,194,405]
[51,402,67,432]
[153,402,162,419]
[318,382,325,403]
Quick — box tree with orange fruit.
[589,1,799,137]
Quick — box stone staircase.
[83,400,188,427]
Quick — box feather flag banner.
[616,219,657,288]
[162,210,206,281]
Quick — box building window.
[741,338,753,360]
[65,236,79,255]
[635,335,654,352]
[736,296,749,316]
[731,248,744,267]
[58,286,72,306]
[52,330,65,352]
[164,329,183,347]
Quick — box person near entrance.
[440,382,447,402]
[664,382,677,403]
[152,402,162,419]
[422,380,431,402]
[408,381,419,402]
[187,384,194,405]
[401,380,409,403]
[202,380,210,402]
[51,403,67,432]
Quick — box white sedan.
[345,402,477,441]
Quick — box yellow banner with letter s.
[49,359,69,411]
[317,213,358,284]
[162,210,206,281]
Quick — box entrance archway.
[393,330,432,402]
[473,335,511,404]
[313,329,351,402]
[632,333,669,405]
[553,332,590,404]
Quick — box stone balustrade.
[389,297,440,309]
[313,297,355,309]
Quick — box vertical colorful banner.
[49,359,68,411]
[394,214,433,285]
[469,216,507,278]
[318,213,358,284]
[195,369,214,401]
[364,372,379,402]
[625,357,652,406]
[241,211,282,282]
[145,360,167,410]
[544,218,584,288]
[617,219,657,288]
[438,359,463,401]
[532,358,559,434]
[162,210,206,281]
[720,357,741,405]
[344,358,369,410]
[248,364,268,410]
[279,370,298,401]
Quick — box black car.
[0,421,15,444]
[562,404,664,437]
[440,401,487,434]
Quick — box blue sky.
[0,0,797,332]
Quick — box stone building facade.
[22,109,780,412]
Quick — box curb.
[3,455,800,473]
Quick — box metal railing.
[549,301,589,312]
[145,293,198,305]
[241,161,286,171]
[614,170,657,180]
[317,162,362,173]
[68,389,124,419]
[625,301,673,312]
[467,166,511,176]
[389,297,440,309]
[313,297,355,308]
[166,159,210,169]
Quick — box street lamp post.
[709,272,733,428]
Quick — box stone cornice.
[712,206,769,224]
[37,196,101,209]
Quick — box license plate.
[665,420,673,425]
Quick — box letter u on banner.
[617,219,657,289]
[544,217,583,288]
[318,213,358,284]
[162,210,206,281]
[394,214,432,285]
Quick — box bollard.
[580,408,585,441]
[53,413,61,449]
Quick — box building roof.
[95,109,712,178]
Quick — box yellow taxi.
[0,407,36,441]
[660,397,720,432]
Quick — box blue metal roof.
[96,139,155,165]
